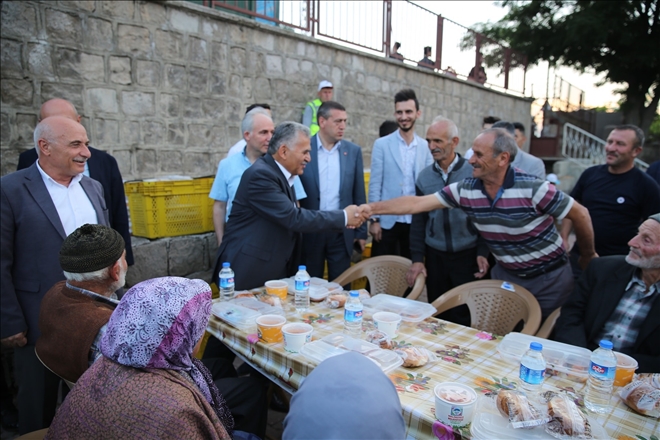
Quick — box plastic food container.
[470,394,609,439]
[211,301,260,332]
[497,333,592,383]
[301,336,402,373]
[362,294,437,323]
[231,297,285,316]
[300,340,347,364]
[281,277,341,302]
[434,382,477,428]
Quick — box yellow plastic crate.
[125,177,214,239]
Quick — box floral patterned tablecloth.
[206,300,659,440]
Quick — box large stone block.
[366,75,381,92]
[141,120,165,145]
[86,88,118,113]
[266,54,282,75]
[121,120,140,146]
[187,123,210,147]
[27,43,54,77]
[0,113,10,144]
[160,93,179,118]
[160,149,183,172]
[188,67,208,95]
[202,98,224,120]
[117,24,150,56]
[254,77,271,101]
[167,122,185,145]
[139,2,167,24]
[85,17,113,51]
[183,151,212,175]
[122,91,155,116]
[1,39,22,78]
[228,25,250,45]
[226,100,241,123]
[56,48,105,83]
[210,71,226,96]
[205,233,218,267]
[0,148,19,177]
[155,30,185,60]
[227,74,241,99]
[284,59,301,80]
[165,63,187,90]
[126,239,168,285]
[64,1,95,12]
[1,79,33,107]
[202,19,226,41]
[15,113,37,146]
[183,96,203,119]
[169,8,200,34]
[137,60,160,87]
[169,236,206,276]
[210,42,227,70]
[45,9,82,45]
[208,125,225,149]
[110,56,131,85]
[255,31,275,51]
[41,82,83,109]
[135,148,157,174]
[102,1,134,19]
[93,118,119,146]
[189,37,208,64]
[229,46,247,74]
[112,149,132,178]
[1,2,38,39]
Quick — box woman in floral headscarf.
[46,277,234,440]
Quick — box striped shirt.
[596,271,658,351]
[436,166,573,275]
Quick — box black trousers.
[426,246,482,327]
[14,345,59,434]
[370,222,411,259]
[302,231,350,281]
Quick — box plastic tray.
[303,334,402,373]
[281,278,342,301]
[470,395,609,440]
[300,340,347,364]
[497,333,592,383]
[362,294,436,323]
[211,301,260,332]
[231,297,285,316]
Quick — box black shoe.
[269,391,289,413]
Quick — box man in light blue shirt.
[209,108,306,245]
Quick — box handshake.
[344,204,372,228]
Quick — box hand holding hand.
[474,256,490,279]
[345,205,364,229]
[357,204,372,219]
[1,331,27,348]
[406,262,427,287]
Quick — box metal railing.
[562,123,648,170]
[195,0,528,95]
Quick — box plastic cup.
[373,311,402,338]
[282,323,314,353]
[256,314,286,343]
[613,351,638,387]
[434,382,477,427]
[265,280,288,300]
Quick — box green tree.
[465,0,660,134]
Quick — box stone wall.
[1,0,532,285]
[1,0,532,179]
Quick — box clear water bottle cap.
[599,340,613,350]
[530,342,543,351]
[299,265,306,270]
[349,290,359,297]
[222,262,230,268]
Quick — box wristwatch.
[371,218,380,223]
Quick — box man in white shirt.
[298,101,367,280]
[368,89,433,258]
[1,116,108,434]
[226,103,271,158]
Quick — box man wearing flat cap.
[36,224,127,383]
[554,214,660,373]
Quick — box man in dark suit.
[1,116,109,433]
[17,98,133,265]
[298,101,367,280]
[554,214,660,373]
[213,122,368,290]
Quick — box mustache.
[431,148,443,154]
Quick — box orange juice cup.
[256,314,286,343]
[614,351,638,387]
[265,280,288,301]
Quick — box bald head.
[35,116,90,185]
[40,99,80,122]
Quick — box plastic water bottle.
[343,290,363,337]
[519,342,546,394]
[219,262,235,301]
[294,265,311,313]
[585,340,617,413]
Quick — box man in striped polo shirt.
[367,128,597,318]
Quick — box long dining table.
[206,296,659,440]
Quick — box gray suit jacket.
[1,164,109,345]
[368,131,433,229]
[213,155,346,290]
[298,135,367,256]
[512,148,545,180]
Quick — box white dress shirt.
[396,131,418,224]
[36,160,98,236]
[317,140,341,211]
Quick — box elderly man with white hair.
[554,214,660,373]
